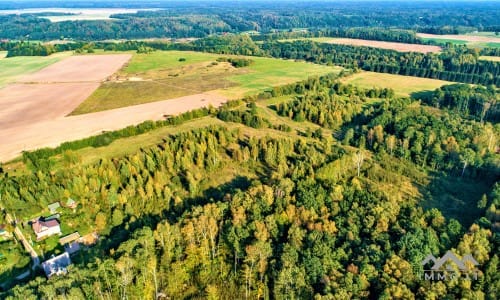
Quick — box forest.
[0,1,499,40]
[0,73,498,299]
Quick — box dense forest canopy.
[0,73,498,299]
[0,1,499,40]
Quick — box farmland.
[0,52,70,88]
[340,71,452,96]
[297,37,442,53]
[417,32,500,48]
[72,51,341,114]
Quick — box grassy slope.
[71,51,341,114]
[0,52,71,88]
[340,71,452,96]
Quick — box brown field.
[18,54,131,83]
[0,54,137,161]
[0,92,227,162]
[0,82,99,128]
[416,33,500,43]
[315,38,442,53]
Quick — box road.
[3,209,40,268]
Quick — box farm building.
[48,202,61,214]
[32,219,61,240]
[42,252,72,278]
[59,232,81,245]
[65,198,77,209]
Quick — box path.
[3,210,39,268]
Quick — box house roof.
[48,202,60,211]
[32,219,60,233]
[59,232,81,245]
[42,252,71,278]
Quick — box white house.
[32,219,61,240]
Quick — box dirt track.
[0,93,227,161]
[325,38,442,53]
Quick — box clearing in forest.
[341,71,452,96]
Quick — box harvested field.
[417,33,500,43]
[310,38,441,53]
[0,82,99,128]
[0,52,71,88]
[0,54,134,160]
[0,92,227,162]
[18,54,131,83]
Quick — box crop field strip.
[307,37,442,53]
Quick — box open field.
[0,82,99,128]
[417,33,500,43]
[302,37,442,53]
[0,93,227,162]
[72,51,341,114]
[417,33,500,48]
[18,54,131,83]
[0,52,71,88]
[0,8,156,22]
[0,54,131,129]
[479,56,500,62]
[341,71,452,96]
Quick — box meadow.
[340,71,452,96]
[72,51,341,114]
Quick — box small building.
[65,241,80,254]
[48,202,61,214]
[42,252,71,278]
[44,214,60,221]
[32,219,61,240]
[65,198,77,210]
[59,232,81,245]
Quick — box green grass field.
[341,71,452,96]
[0,52,71,88]
[479,56,500,62]
[72,51,341,114]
